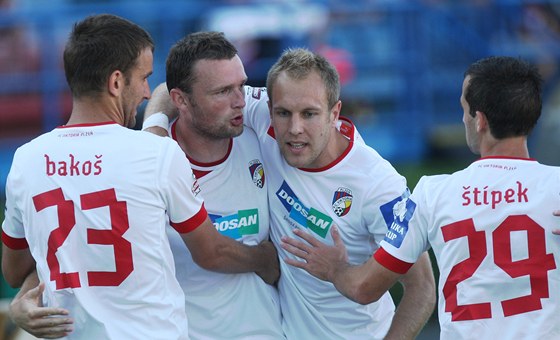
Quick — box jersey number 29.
[441,214,556,321]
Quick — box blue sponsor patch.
[275,181,333,238]
[379,190,416,248]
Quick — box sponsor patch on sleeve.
[379,190,416,248]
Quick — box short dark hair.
[266,48,340,109]
[464,56,542,139]
[166,31,238,94]
[63,14,154,98]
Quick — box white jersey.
[377,157,560,339]
[2,122,208,340]
[244,87,408,339]
[165,119,284,339]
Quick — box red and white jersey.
[2,122,208,340]
[377,157,560,339]
[244,86,408,339]
[165,119,283,339]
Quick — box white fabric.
[2,122,206,340]
[244,86,408,339]
[378,157,560,339]
[165,119,284,339]
[142,111,169,131]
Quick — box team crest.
[332,187,353,217]
[248,159,265,188]
[191,173,201,196]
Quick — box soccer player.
[145,47,436,339]
[281,56,560,339]
[145,32,283,339]
[1,15,277,339]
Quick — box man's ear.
[108,70,125,97]
[170,88,188,110]
[331,100,342,127]
[475,110,488,132]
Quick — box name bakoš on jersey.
[45,154,102,176]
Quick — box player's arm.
[1,242,35,288]
[9,271,73,339]
[181,217,279,285]
[281,226,401,304]
[384,252,435,340]
[142,82,177,136]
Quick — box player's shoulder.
[415,173,451,191]
[244,85,268,103]
[12,129,57,160]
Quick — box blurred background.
[1,0,560,338]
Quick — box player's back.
[5,122,190,339]
[416,157,560,339]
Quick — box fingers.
[552,211,560,234]
[29,323,73,339]
[280,237,310,260]
[292,228,321,246]
[330,225,343,247]
[30,307,70,319]
[22,316,74,339]
[283,257,307,270]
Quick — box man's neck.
[66,97,123,126]
[174,119,231,164]
[480,136,530,159]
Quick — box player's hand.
[553,210,560,235]
[281,225,349,282]
[9,283,73,339]
[255,240,280,285]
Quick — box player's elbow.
[1,251,35,288]
[2,265,26,288]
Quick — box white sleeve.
[243,86,272,138]
[142,112,169,131]
[379,176,431,264]
[2,149,25,240]
[158,140,205,229]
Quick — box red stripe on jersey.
[267,126,275,139]
[170,203,209,234]
[373,247,413,274]
[1,231,29,250]
[338,116,356,141]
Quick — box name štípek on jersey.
[243,86,409,339]
[164,119,283,339]
[1,122,208,340]
[377,157,560,339]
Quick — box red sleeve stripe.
[170,203,209,234]
[373,247,414,274]
[1,231,29,250]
